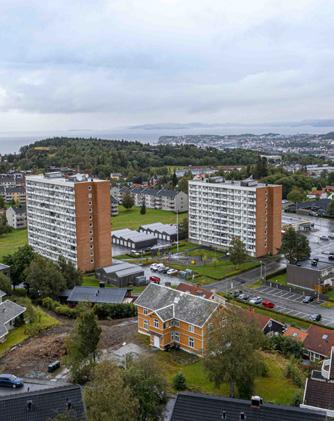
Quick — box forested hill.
[2,137,259,178]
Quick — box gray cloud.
[0,0,333,131]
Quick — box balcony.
[321,358,331,380]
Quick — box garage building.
[112,228,157,250]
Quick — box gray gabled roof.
[156,188,178,198]
[0,289,6,298]
[0,263,10,271]
[171,392,326,421]
[67,286,127,304]
[0,323,7,339]
[0,300,26,325]
[135,283,218,327]
[0,384,86,421]
[140,222,177,236]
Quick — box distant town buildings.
[111,186,188,212]
[6,206,27,229]
[26,172,112,272]
[188,178,282,257]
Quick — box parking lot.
[245,285,334,327]
[143,265,183,287]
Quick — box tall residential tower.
[188,178,282,257]
[26,172,112,272]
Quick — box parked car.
[311,260,318,267]
[149,276,160,284]
[167,268,178,276]
[303,295,314,303]
[156,264,166,273]
[130,250,141,257]
[150,263,159,272]
[262,299,275,309]
[48,360,60,373]
[238,293,250,300]
[0,374,24,389]
[309,314,322,321]
[232,290,243,298]
[329,255,334,261]
[160,266,170,274]
[320,236,329,241]
[249,296,262,305]
[329,235,334,240]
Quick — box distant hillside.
[1,137,259,178]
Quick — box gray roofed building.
[112,228,157,250]
[170,392,326,421]
[0,263,10,278]
[0,289,6,300]
[139,222,177,242]
[0,300,26,341]
[135,283,218,327]
[67,286,128,304]
[6,205,27,229]
[0,384,86,421]
[96,259,145,287]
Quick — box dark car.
[309,314,322,322]
[329,255,334,261]
[303,295,314,303]
[232,290,242,298]
[0,374,24,389]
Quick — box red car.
[262,299,275,309]
[149,276,160,284]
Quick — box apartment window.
[143,308,148,315]
[90,251,94,256]
[89,223,93,228]
[90,259,94,264]
[89,207,93,213]
[89,215,92,220]
[88,193,92,198]
[188,324,194,333]
[144,320,149,330]
[188,337,194,348]
[90,237,93,242]
[89,230,93,235]
[88,186,92,191]
[90,244,94,249]
[154,319,159,328]
[88,201,92,205]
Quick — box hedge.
[41,297,79,318]
[93,303,137,320]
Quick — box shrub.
[93,303,137,320]
[285,361,303,387]
[13,288,27,297]
[41,297,79,318]
[268,335,304,359]
[173,373,187,391]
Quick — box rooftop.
[67,286,128,304]
[189,177,279,189]
[135,283,219,327]
[171,392,326,421]
[112,228,157,243]
[304,325,334,357]
[284,326,309,343]
[26,173,104,187]
[140,222,177,236]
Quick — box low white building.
[6,206,27,229]
[0,292,26,343]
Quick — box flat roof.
[26,174,105,187]
[289,260,334,271]
[189,178,280,189]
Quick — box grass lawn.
[321,300,334,308]
[324,289,334,301]
[153,349,303,405]
[248,279,264,289]
[169,259,259,282]
[112,206,187,231]
[82,275,112,288]
[267,273,287,286]
[0,306,59,357]
[0,229,27,261]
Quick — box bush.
[93,303,137,320]
[173,373,187,391]
[13,288,27,297]
[41,297,79,318]
[285,361,303,387]
[268,335,304,359]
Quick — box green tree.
[0,214,11,236]
[140,202,146,215]
[124,356,167,421]
[253,156,268,179]
[280,227,311,264]
[25,255,66,297]
[0,196,5,209]
[172,171,178,187]
[48,411,80,421]
[0,272,12,295]
[204,307,264,398]
[178,216,188,240]
[58,255,82,288]
[328,200,334,217]
[122,192,134,209]
[3,245,35,287]
[287,187,305,204]
[84,362,139,421]
[178,177,190,194]
[173,373,187,391]
[66,307,101,381]
[229,236,247,266]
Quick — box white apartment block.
[188,178,282,258]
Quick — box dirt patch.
[98,318,139,349]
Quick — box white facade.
[26,175,78,266]
[188,180,257,255]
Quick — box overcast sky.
[0,0,333,132]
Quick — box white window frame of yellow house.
[144,319,149,330]
[188,324,194,333]
[154,319,159,328]
[188,337,194,348]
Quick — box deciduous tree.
[3,245,35,287]
[58,255,82,288]
[0,272,12,295]
[229,237,247,266]
[122,192,134,209]
[280,227,311,264]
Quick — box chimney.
[250,396,263,408]
[239,412,246,420]
[221,410,227,419]
[26,400,33,412]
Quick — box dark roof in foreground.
[304,375,334,411]
[135,283,219,327]
[171,392,326,421]
[0,384,86,421]
[67,286,127,304]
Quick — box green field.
[152,348,303,405]
[0,229,28,261]
[267,273,287,286]
[112,206,187,231]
